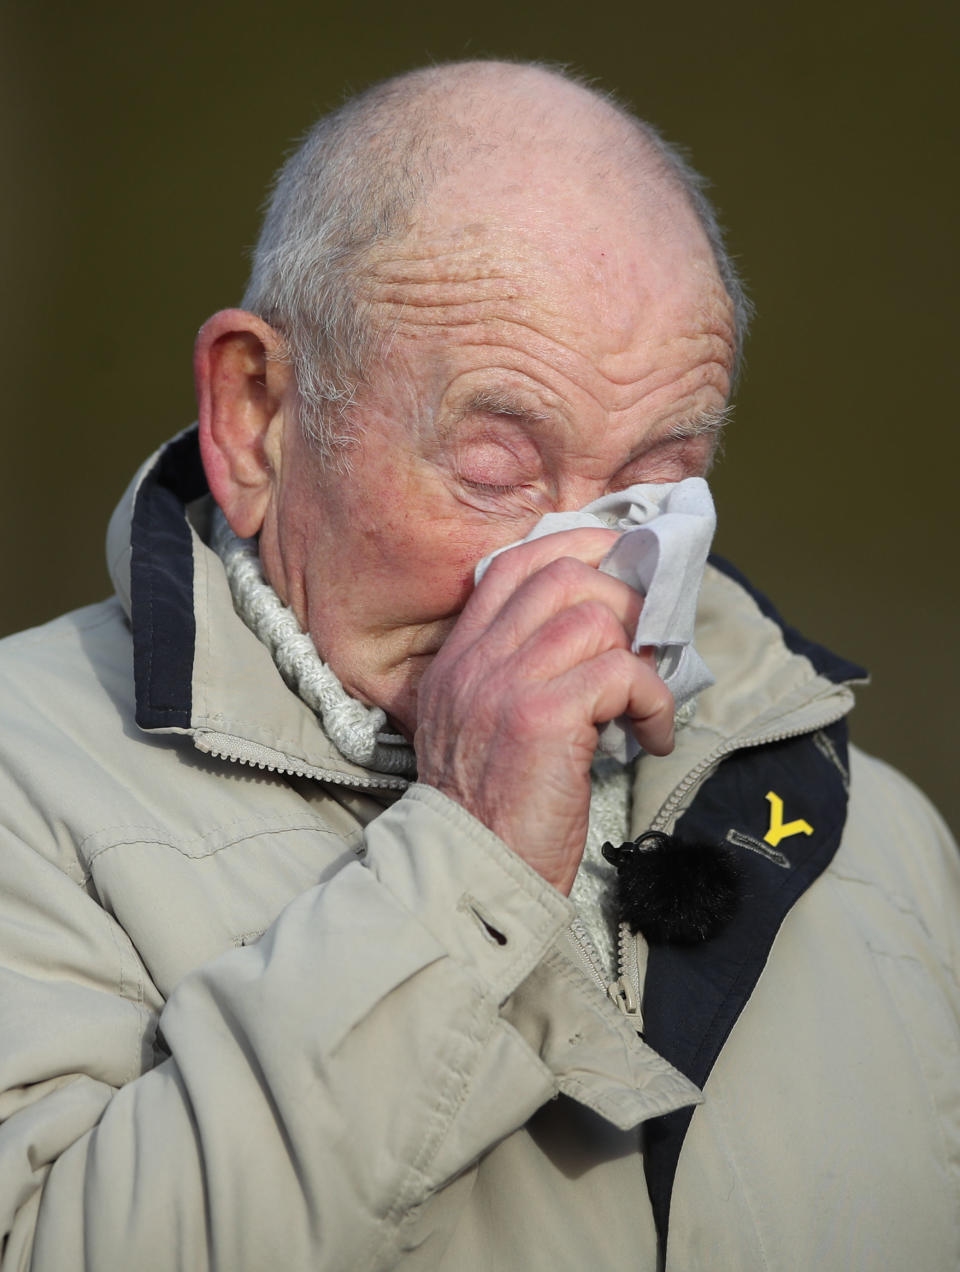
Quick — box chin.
[384,677,424,743]
[360,645,439,742]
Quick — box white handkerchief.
[474,478,717,762]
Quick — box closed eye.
[461,478,522,495]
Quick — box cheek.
[362,476,503,618]
[380,521,485,619]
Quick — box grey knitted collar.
[211,509,416,777]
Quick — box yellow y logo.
[764,791,813,848]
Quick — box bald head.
[242,60,748,459]
[336,61,670,194]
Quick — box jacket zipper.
[192,731,409,792]
[648,700,853,835]
[595,694,856,1021]
[568,917,610,996]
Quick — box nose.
[553,478,611,514]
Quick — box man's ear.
[195,309,294,538]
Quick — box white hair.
[242,61,751,463]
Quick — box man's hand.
[414,529,675,894]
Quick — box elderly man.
[0,60,957,1271]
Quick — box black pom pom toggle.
[602,831,740,945]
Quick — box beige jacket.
[1,433,958,1270]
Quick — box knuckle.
[604,650,674,714]
[483,547,523,584]
[576,599,627,644]
[603,646,640,675]
[505,690,553,741]
[642,678,675,720]
[539,555,586,588]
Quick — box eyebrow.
[462,391,732,434]
[457,388,551,422]
[454,390,733,465]
[665,403,734,441]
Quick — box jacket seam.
[81,821,348,865]
[368,977,549,1267]
[101,897,154,1085]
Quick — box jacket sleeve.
[0,783,587,1270]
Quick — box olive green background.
[3,2,957,831]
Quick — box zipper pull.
[607,974,641,1018]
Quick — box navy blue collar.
[130,426,208,730]
[642,719,858,1256]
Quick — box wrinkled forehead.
[361,192,732,364]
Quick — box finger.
[444,537,633,660]
[470,556,644,661]
[507,597,634,682]
[456,526,622,636]
[551,648,676,756]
